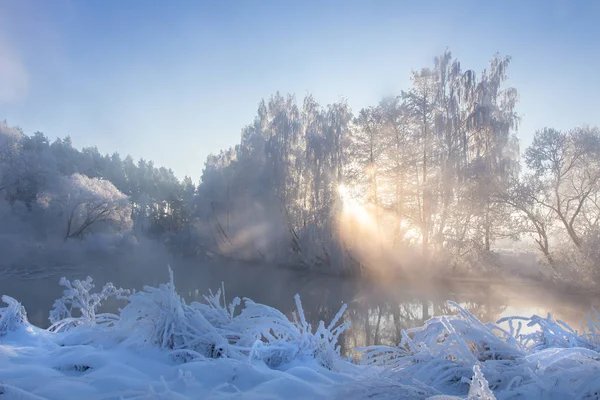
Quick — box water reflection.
[1,259,597,358]
[177,262,598,357]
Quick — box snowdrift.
[0,267,598,399]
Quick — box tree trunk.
[422,115,429,258]
[484,200,491,251]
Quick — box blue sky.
[1,0,598,181]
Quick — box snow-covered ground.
[0,268,599,400]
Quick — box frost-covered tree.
[39,173,133,240]
[465,55,520,251]
[0,121,24,194]
[0,126,59,208]
[497,176,555,264]
[187,51,525,273]
[193,94,354,269]
[402,67,437,256]
[347,106,387,233]
[525,126,600,249]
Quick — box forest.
[1,50,599,285]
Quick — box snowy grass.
[0,268,599,399]
[357,301,600,399]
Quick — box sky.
[1,0,599,182]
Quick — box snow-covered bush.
[188,284,240,330]
[48,276,129,332]
[232,294,349,370]
[499,309,600,352]
[116,267,233,361]
[361,301,524,369]
[44,266,350,370]
[464,365,495,399]
[359,301,600,398]
[0,295,29,336]
[115,267,349,368]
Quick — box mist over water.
[3,253,596,357]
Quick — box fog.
[1,248,597,357]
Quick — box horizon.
[1,0,599,181]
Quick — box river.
[1,257,597,357]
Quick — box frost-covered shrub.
[466,365,495,399]
[0,295,29,336]
[232,294,349,370]
[499,309,600,352]
[549,245,597,286]
[189,284,240,330]
[49,276,129,332]
[111,268,350,369]
[360,301,600,398]
[103,266,349,368]
[361,301,523,369]
[45,266,350,368]
[116,267,233,360]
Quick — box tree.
[377,97,413,245]
[1,127,59,208]
[497,176,555,265]
[348,106,386,234]
[39,173,133,240]
[402,68,437,256]
[0,122,23,194]
[525,126,600,249]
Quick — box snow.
[0,269,599,399]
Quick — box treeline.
[199,51,522,273]
[0,125,196,260]
[197,50,600,279]
[1,50,599,281]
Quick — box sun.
[337,183,373,226]
[338,184,349,201]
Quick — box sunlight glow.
[337,183,380,257]
[338,184,349,201]
[337,183,372,226]
[335,182,424,278]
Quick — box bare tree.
[525,127,600,249]
[497,176,555,265]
